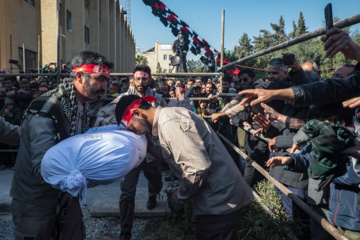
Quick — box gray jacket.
[167,97,194,112]
[0,117,20,146]
[10,114,60,207]
[153,106,253,215]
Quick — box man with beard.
[95,64,166,240]
[10,51,112,239]
[115,95,253,239]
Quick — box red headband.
[176,87,185,92]
[121,96,157,127]
[133,72,150,79]
[72,64,110,75]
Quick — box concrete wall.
[139,42,173,73]
[0,0,135,73]
[0,0,41,72]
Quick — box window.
[84,26,90,44]
[169,69,172,73]
[24,0,34,7]
[18,48,37,70]
[163,69,167,73]
[163,54,167,60]
[59,4,65,26]
[169,54,172,59]
[67,10,72,32]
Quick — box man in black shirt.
[172,32,189,72]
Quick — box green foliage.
[235,33,254,59]
[135,54,148,65]
[187,59,208,73]
[237,180,307,240]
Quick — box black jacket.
[292,63,360,106]
[172,38,189,55]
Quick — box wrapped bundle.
[41,125,147,205]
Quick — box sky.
[123,0,360,61]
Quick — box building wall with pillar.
[0,0,135,73]
[138,42,173,74]
[0,0,41,72]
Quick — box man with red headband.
[167,83,195,111]
[115,95,253,239]
[10,51,112,239]
[95,64,166,240]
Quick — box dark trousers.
[119,159,163,240]
[195,209,241,240]
[11,199,57,240]
[176,55,187,73]
[243,160,265,188]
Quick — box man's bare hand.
[343,97,360,112]
[255,81,271,89]
[253,113,271,131]
[252,128,263,136]
[266,156,293,170]
[321,28,360,61]
[268,137,277,152]
[239,88,294,106]
[282,52,301,71]
[239,89,273,106]
[211,112,223,123]
[261,103,279,121]
[290,143,305,154]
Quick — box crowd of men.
[1,27,360,239]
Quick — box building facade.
[137,42,174,74]
[0,0,135,73]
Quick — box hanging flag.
[142,0,240,76]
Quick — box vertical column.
[71,0,85,58]
[116,2,121,72]
[41,0,58,64]
[89,0,99,53]
[120,14,126,72]
[125,22,129,72]
[99,0,109,58]
[109,0,115,66]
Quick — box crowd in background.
[2,27,360,239]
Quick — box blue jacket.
[329,160,360,231]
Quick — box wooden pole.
[216,132,349,240]
[218,13,360,72]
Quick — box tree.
[234,33,253,60]
[295,12,308,37]
[289,20,297,39]
[135,54,148,65]
[156,62,162,73]
[270,15,288,44]
[187,59,207,73]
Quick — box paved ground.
[0,168,171,217]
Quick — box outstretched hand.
[261,103,280,121]
[253,113,271,131]
[266,156,293,170]
[321,28,360,61]
[239,89,275,106]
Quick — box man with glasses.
[95,64,166,240]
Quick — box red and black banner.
[142,0,240,76]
